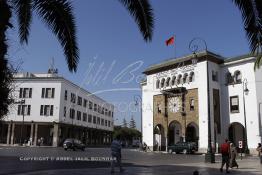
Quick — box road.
[0,146,261,175]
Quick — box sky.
[7,0,250,130]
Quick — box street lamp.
[134,95,142,143]
[242,78,250,154]
[14,99,25,146]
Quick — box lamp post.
[14,99,25,146]
[242,78,250,154]
[134,95,142,143]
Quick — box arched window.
[177,74,182,84]
[183,73,188,84]
[156,79,160,89]
[226,72,233,84]
[234,70,242,83]
[161,78,165,88]
[166,77,171,87]
[189,72,195,82]
[171,76,176,86]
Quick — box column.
[30,123,34,146]
[6,123,11,144]
[34,124,38,146]
[52,123,59,147]
[10,123,15,145]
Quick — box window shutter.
[29,88,32,98]
[40,105,43,115]
[50,105,53,116]
[19,88,23,98]
[42,88,45,98]
[52,88,55,98]
[231,97,238,105]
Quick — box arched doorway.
[228,122,245,150]
[168,121,182,146]
[186,122,199,144]
[154,124,165,151]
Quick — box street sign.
[238,141,243,149]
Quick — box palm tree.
[0,0,154,119]
[232,0,262,69]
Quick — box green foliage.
[113,126,141,143]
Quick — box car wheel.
[82,148,85,151]
[182,149,187,154]
[73,147,76,151]
[168,149,173,154]
[64,148,67,151]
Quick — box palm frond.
[12,0,32,44]
[119,0,154,42]
[33,0,79,72]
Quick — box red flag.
[166,36,174,46]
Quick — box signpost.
[239,141,243,160]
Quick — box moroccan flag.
[166,36,174,46]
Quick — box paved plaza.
[0,146,261,175]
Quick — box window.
[166,77,170,87]
[77,96,82,106]
[212,71,218,82]
[101,119,104,126]
[171,76,176,86]
[108,121,111,127]
[94,104,97,112]
[88,114,92,123]
[97,117,100,125]
[19,88,32,98]
[105,120,108,126]
[183,73,188,84]
[98,105,101,113]
[71,93,76,103]
[189,72,195,82]
[64,106,66,117]
[177,74,182,84]
[190,99,195,111]
[41,88,55,98]
[18,105,31,115]
[102,107,105,114]
[83,113,87,122]
[161,78,165,88]
[89,101,93,110]
[69,108,75,119]
[108,111,111,117]
[156,79,160,89]
[40,105,53,116]
[105,109,108,116]
[226,72,234,85]
[157,103,161,113]
[84,99,87,108]
[93,116,96,124]
[234,70,242,83]
[64,90,67,101]
[77,111,81,120]
[230,96,239,113]
[112,112,114,118]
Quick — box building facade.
[0,72,114,147]
[141,51,262,153]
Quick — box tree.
[232,0,262,69]
[129,116,136,129]
[0,0,154,119]
[122,118,128,128]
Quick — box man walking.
[111,135,123,173]
[220,139,230,173]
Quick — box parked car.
[168,142,198,154]
[63,138,85,151]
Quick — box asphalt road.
[0,146,261,175]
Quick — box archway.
[168,121,182,146]
[154,124,165,151]
[228,122,245,150]
[186,122,199,144]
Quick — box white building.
[0,71,114,147]
[141,51,262,153]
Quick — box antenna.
[48,57,58,74]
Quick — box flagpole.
[174,34,176,59]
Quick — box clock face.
[168,97,181,113]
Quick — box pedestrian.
[110,135,123,173]
[220,139,230,173]
[193,170,199,175]
[256,143,262,164]
[229,143,238,169]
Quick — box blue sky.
[8,0,250,129]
